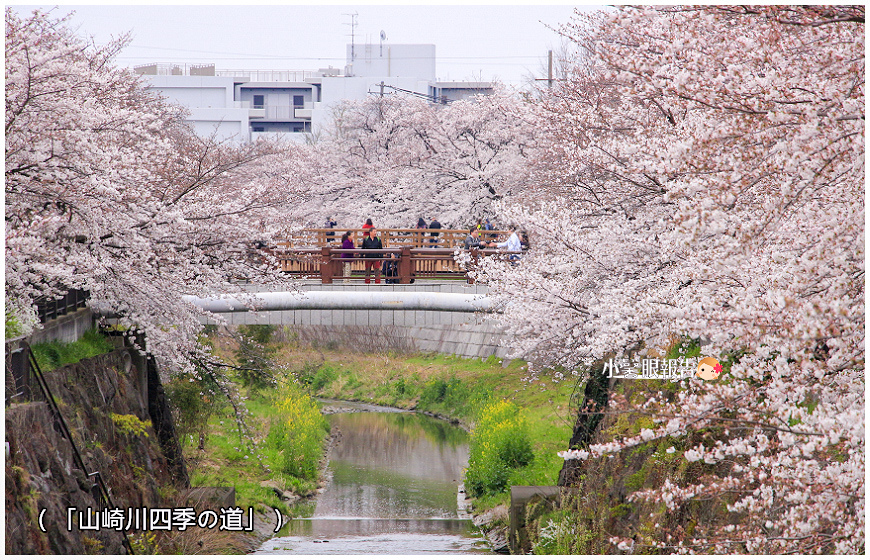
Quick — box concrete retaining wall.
[29,308,95,345]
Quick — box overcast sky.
[11,3,602,86]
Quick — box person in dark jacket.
[414,217,427,248]
[428,217,442,247]
[382,251,400,284]
[464,228,483,250]
[361,227,384,284]
[340,231,355,283]
[325,217,337,242]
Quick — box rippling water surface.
[254,402,489,555]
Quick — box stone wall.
[5,349,188,554]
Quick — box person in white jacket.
[492,227,522,260]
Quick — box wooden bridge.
[272,228,519,284]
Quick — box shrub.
[420,378,448,403]
[238,324,275,345]
[295,360,320,388]
[234,325,277,390]
[165,372,221,448]
[311,365,337,392]
[110,413,152,439]
[464,400,534,498]
[417,376,490,418]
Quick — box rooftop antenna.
[380,30,387,57]
[343,12,359,62]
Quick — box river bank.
[193,328,576,553]
[266,337,577,553]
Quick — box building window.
[253,95,264,109]
[252,126,265,132]
[293,95,304,108]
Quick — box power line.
[121,44,548,61]
[369,83,452,104]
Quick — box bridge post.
[398,246,413,284]
[320,247,334,284]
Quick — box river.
[253,400,491,554]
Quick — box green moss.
[624,468,647,492]
[82,536,105,554]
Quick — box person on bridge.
[415,218,427,247]
[484,217,495,240]
[493,227,522,261]
[324,217,338,243]
[340,231,355,284]
[362,218,374,232]
[362,227,384,284]
[464,228,483,250]
[428,217,442,248]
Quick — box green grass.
[30,329,115,371]
[182,381,328,517]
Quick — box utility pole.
[379,81,385,98]
[535,50,558,89]
[548,50,553,89]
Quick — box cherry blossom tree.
[298,88,538,229]
[465,5,864,553]
[5,9,306,374]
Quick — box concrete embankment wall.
[204,283,514,360]
[28,308,95,345]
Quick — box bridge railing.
[277,228,510,250]
[271,246,522,284]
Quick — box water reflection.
[316,413,468,519]
[254,409,489,555]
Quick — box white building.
[136,44,493,144]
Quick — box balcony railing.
[281,228,510,250]
[249,102,321,121]
[217,69,319,82]
[271,246,521,284]
[134,64,326,82]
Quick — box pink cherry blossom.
[466,6,864,553]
